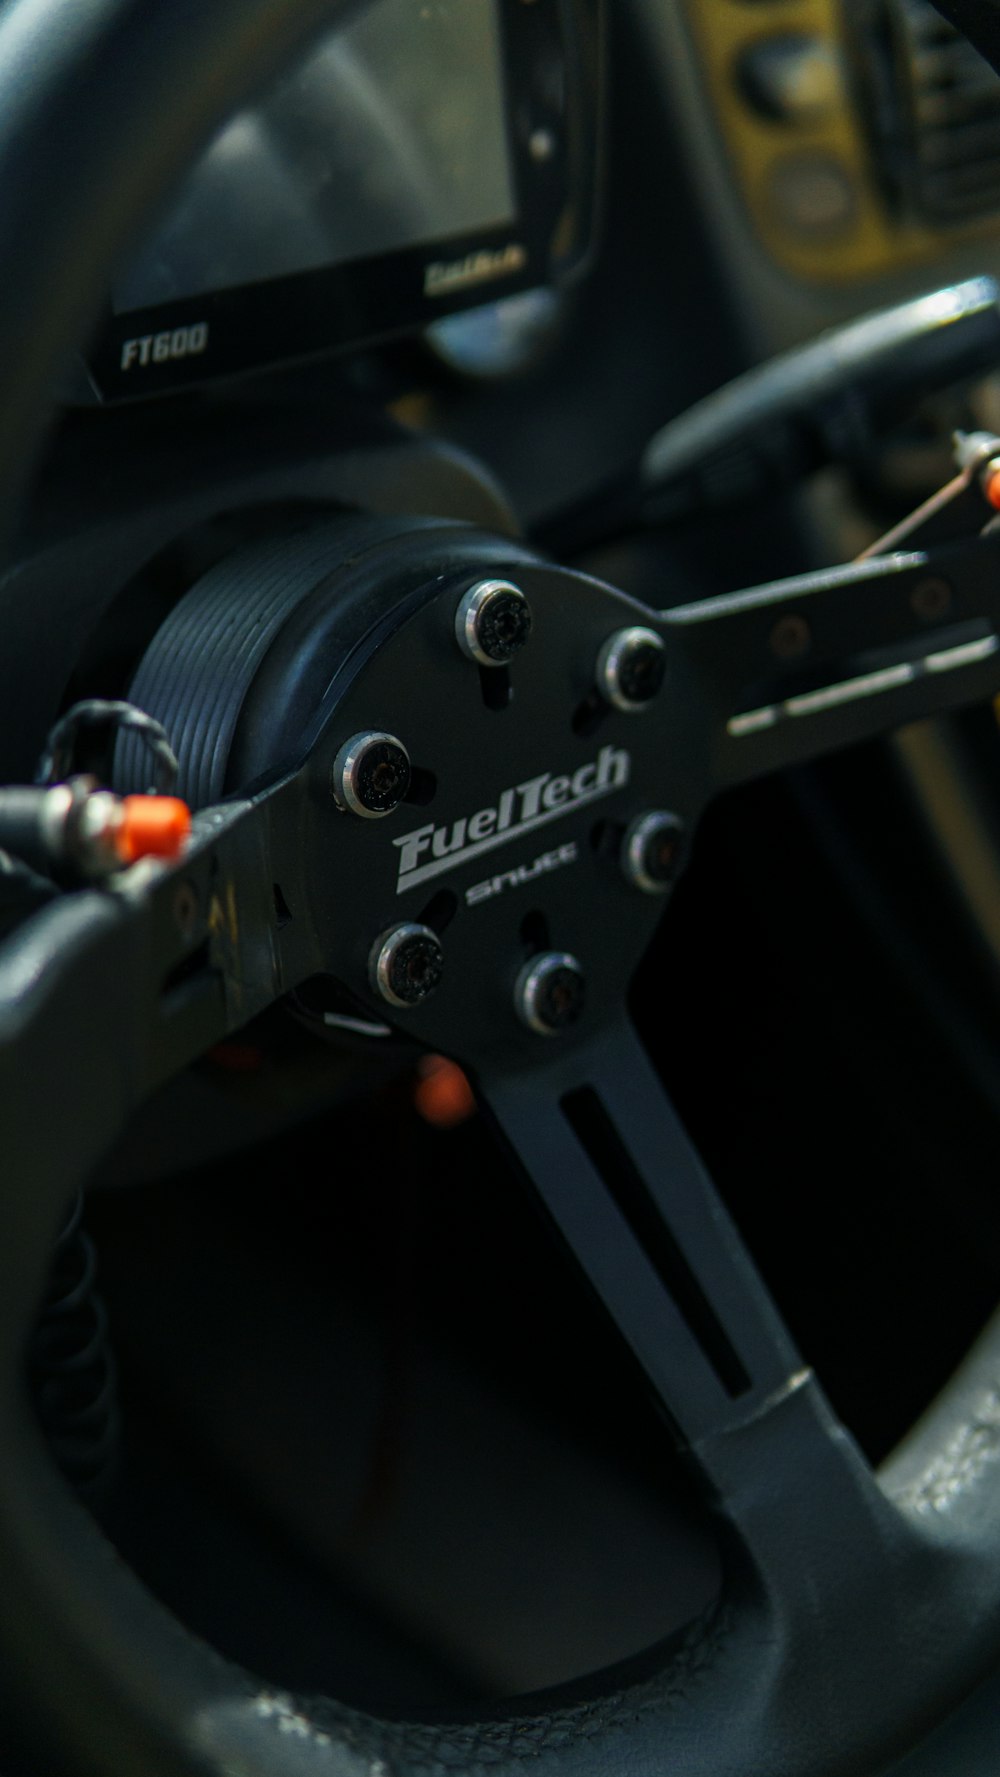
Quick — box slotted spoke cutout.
[475,1020,802,1454]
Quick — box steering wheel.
[5,2,1000,1773]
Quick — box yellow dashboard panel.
[685,0,1000,284]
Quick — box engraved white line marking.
[727,633,1000,739]
[727,707,778,739]
[925,634,1000,674]
[785,662,915,718]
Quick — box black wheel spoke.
[472,1015,975,1703]
[667,530,1000,790]
[475,1018,803,1463]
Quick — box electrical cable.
[27,1190,119,1499]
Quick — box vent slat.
[923,160,1000,196]
[889,0,1000,221]
[911,43,993,80]
[916,114,1000,165]
[915,80,1000,125]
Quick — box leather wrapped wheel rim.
[4,3,1000,1775]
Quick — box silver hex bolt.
[622,811,685,894]
[596,626,666,712]
[456,579,533,667]
[515,951,586,1036]
[370,923,445,1008]
[333,731,411,818]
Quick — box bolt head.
[769,614,811,660]
[515,952,586,1036]
[910,577,952,622]
[622,811,685,894]
[456,580,533,667]
[334,732,411,819]
[597,627,666,712]
[370,924,445,1008]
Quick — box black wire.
[37,699,179,792]
[28,1190,120,1498]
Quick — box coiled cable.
[28,1191,119,1498]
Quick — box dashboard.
[64,0,1000,409]
[688,0,1000,284]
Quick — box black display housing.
[79,0,604,403]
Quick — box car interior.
[7,0,1000,1771]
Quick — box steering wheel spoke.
[668,530,1000,790]
[475,1019,804,1469]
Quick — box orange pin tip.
[115,795,192,864]
[983,464,1000,511]
[414,1055,476,1129]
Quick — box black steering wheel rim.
[4,3,1000,1774]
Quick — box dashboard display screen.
[113,0,516,314]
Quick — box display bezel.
[80,0,603,402]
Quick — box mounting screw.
[910,577,952,623]
[597,627,666,711]
[515,952,586,1035]
[334,731,411,818]
[456,579,533,667]
[370,924,445,1008]
[769,614,811,660]
[622,811,685,894]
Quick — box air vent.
[888,0,1000,222]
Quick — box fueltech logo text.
[393,745,630,894]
